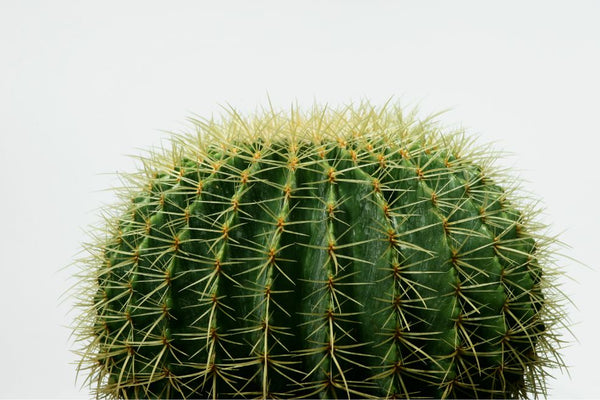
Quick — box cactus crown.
[72,102,567,399]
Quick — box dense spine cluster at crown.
[73,104,565,399]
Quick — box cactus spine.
[73,103,566,399]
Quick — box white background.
[1,1,598,398]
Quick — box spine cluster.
[73,104,565,399]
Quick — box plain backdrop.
[1,1,598,398]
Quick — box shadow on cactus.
[71,101,569,399]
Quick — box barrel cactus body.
[74,103,565,399]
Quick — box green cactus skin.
[73,103,566,399]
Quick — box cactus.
[73,102,567,399]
